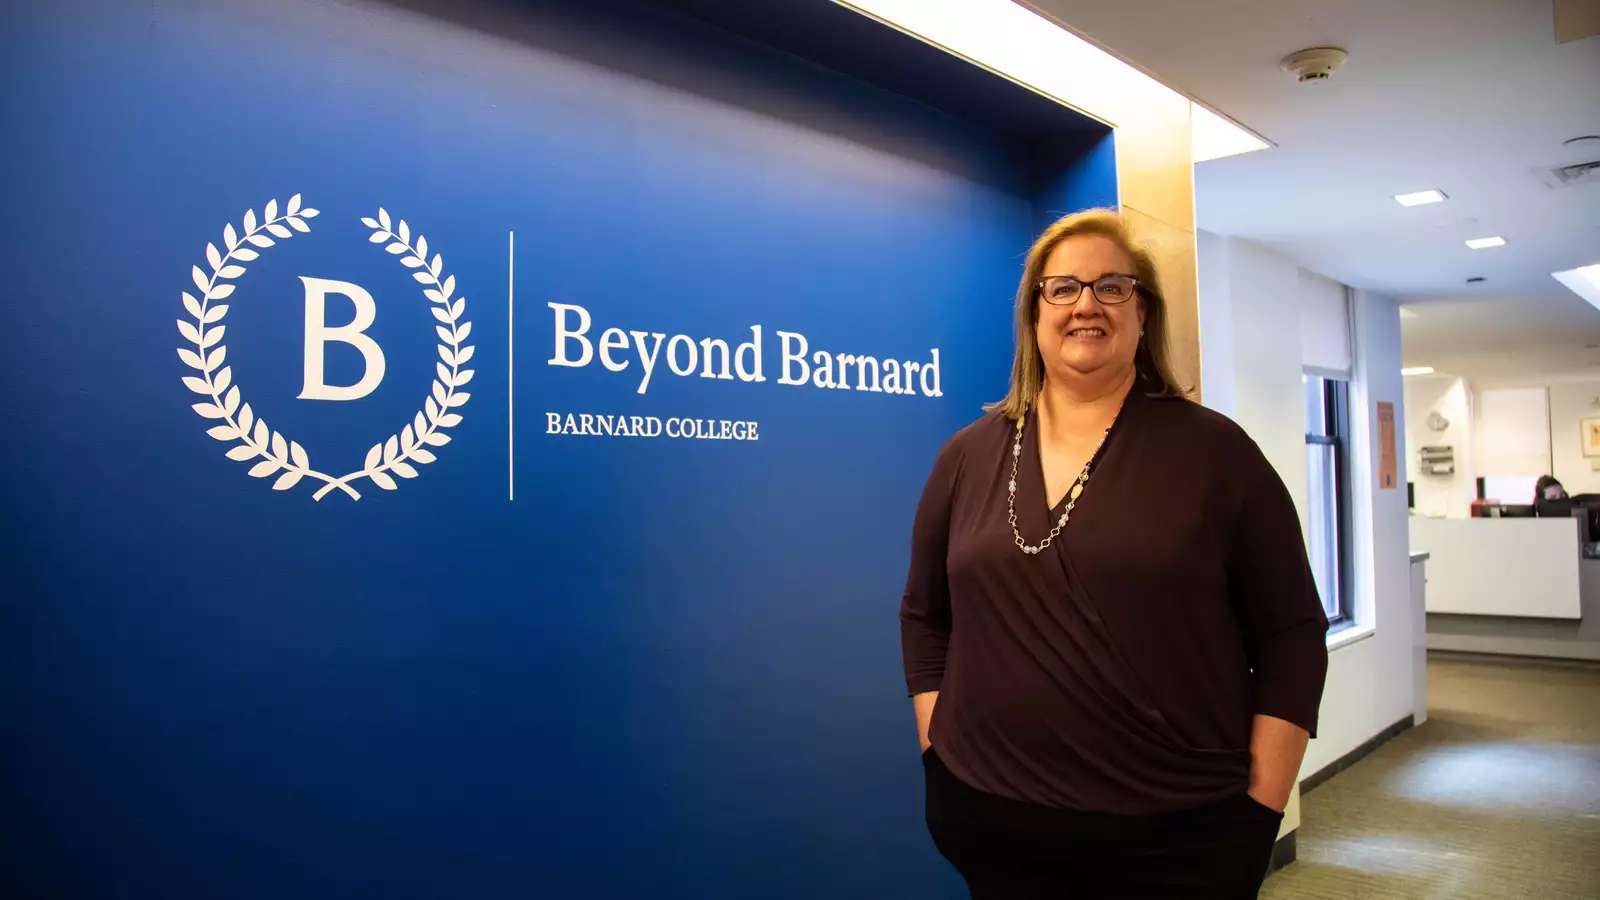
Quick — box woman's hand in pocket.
[1245,787,1285,815]
[914,690,939,753]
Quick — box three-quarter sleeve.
[1225,439,1330,737]
[899,434,963,696]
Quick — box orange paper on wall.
[1377,401,1397,490]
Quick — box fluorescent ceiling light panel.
[1465,236,1506,249]
[1394,189,1447,207]
[1401,366,1436,376]
[830,0,1268,162]
[1553,263,1600,313]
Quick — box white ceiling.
[1399,293,1600,386]
[1024,0,1600,383]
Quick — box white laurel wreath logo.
[177,196,474,501]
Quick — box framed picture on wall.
[1582,417,1600,457]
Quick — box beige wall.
[1113,97,1200,398]
[988,1,1201,396]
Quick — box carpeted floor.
[1261,652,1600,899]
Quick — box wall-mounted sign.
[174,197,948,503]
[176,198,474,501]
[10,0,1119,895]
[1377,401,1398,489]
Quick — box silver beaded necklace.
[1006,410,1113,556]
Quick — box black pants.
[923,746,1283,899]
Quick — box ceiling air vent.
[1542,159,1600,189]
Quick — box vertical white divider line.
[508,230,515,502]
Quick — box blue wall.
[0,1,1116,896]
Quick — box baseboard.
[1427,648,1600,668]
[1267,831,1296,873]
[1300,714,1414,795]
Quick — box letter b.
[298,276,386,401]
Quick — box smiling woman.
[900,207,1329,898]
[990,208,1186,420]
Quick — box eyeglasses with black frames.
[1037,274,1140,306]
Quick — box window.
[1304,373,1351,625]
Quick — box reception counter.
[1408,517,1582,619]
[1410,552,1429,724]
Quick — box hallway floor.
[1261,653,1600,899]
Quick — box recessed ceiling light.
[1554,263,1600,313]
[1401,366,1435,376]
[1465,236,1506,249]
[1394,189,1447,206]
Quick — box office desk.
[1409,517,1581,619]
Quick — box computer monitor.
[1482,474,1540,506]
[1573,496,1600,544]
[1535,498,1574,518]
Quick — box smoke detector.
[1281,47,1348,83]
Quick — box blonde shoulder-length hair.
[987,208,1188,420]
